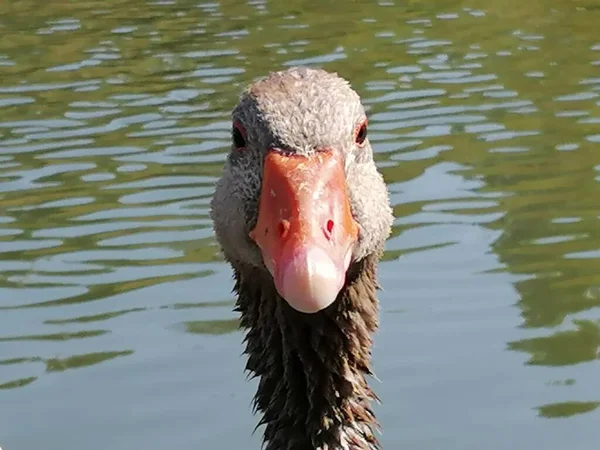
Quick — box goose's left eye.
[354,121,367,146]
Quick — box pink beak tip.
[274,246,346,314]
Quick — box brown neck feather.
[232,254,382,450]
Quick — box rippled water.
[1,1,600,449]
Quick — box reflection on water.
[183,318,240,335]
[1,0,600,449]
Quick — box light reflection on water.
[1,1,600,449]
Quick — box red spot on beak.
[249,149,359,313]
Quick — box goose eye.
[232,122,247,150]
[354,121,367,146]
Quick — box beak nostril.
[324,219,335,240]
[326,220,334,234]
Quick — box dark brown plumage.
[233,253,382,449]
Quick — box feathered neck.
[232,254,382,450]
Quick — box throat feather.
[232,254,382,450]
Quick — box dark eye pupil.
[356,124,367,144]
[232,127,246,148]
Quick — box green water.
[1,1,600,449]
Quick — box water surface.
[1,1,600,449]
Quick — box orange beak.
[249,149,359,313]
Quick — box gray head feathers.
[210,67,393,270]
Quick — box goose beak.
[249,149,359,314]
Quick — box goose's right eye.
[232,122,247,150]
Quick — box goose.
[210,66,393,450]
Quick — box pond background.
[1,1,600,449]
